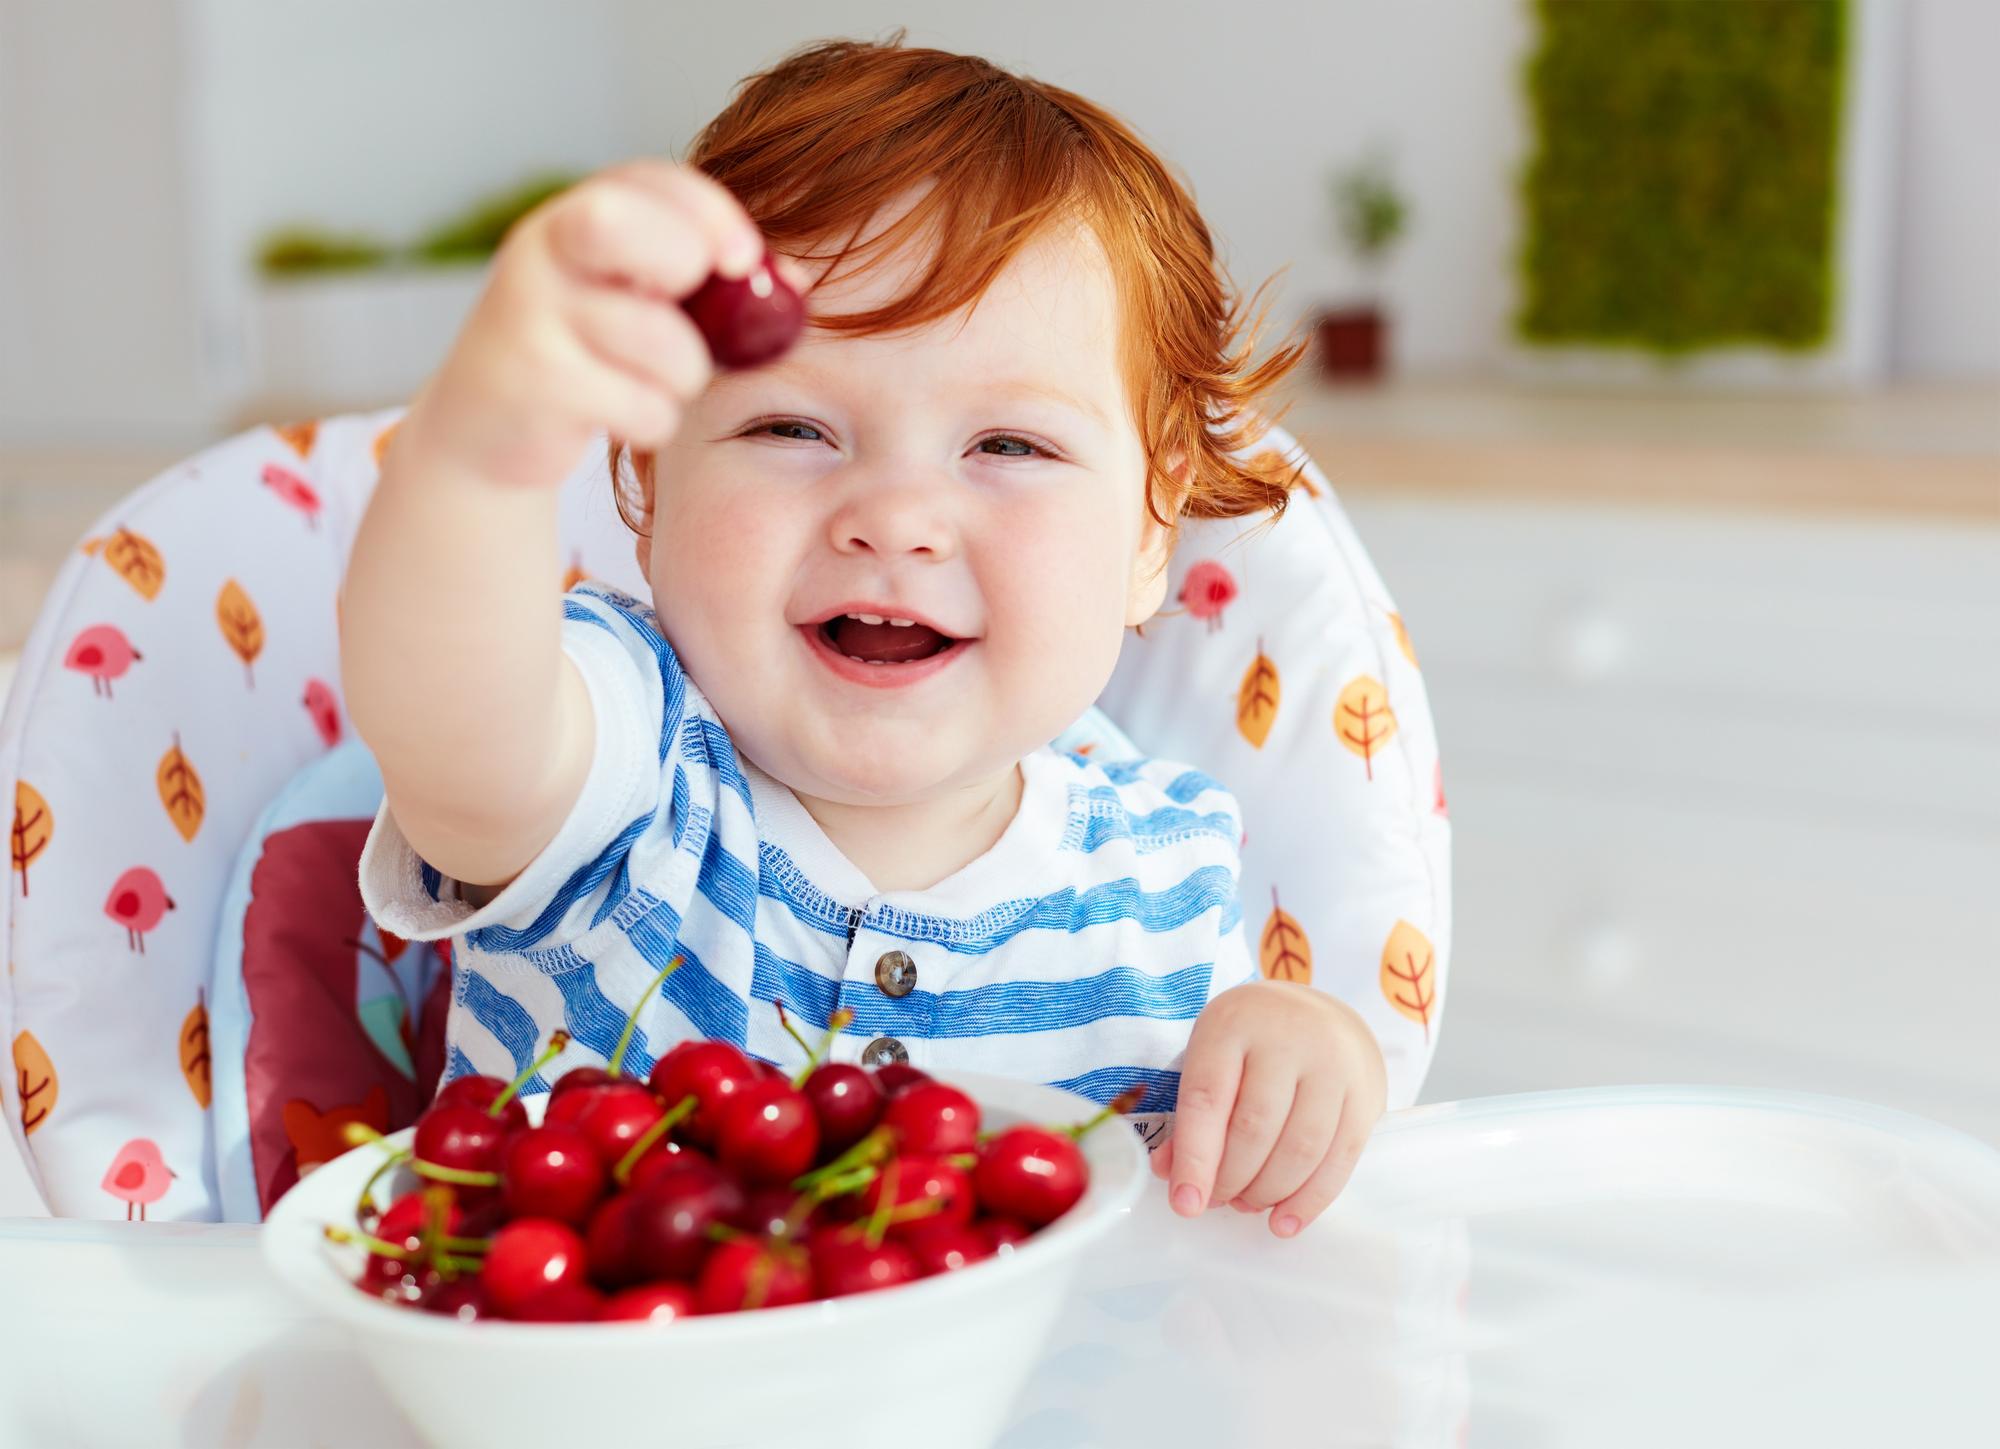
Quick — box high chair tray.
[1,1086,1995,1449]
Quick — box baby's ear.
[1125,452,1185,627]
[619,446,658,583]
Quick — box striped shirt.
[359,584,1255,1127]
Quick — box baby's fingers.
[1268,1098,1377,1238]
[1166,1045,1242,1216]
[1234,1079,1342,1214]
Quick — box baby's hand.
[399,161,768,493]
[1151,980,1387,1238]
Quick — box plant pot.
[1315,305,1387,381]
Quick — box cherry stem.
[704,1221,746,1245]
[1066,1086,1148,1141]
[437,1253,486,1275]
[785,1006,856,1089]
[608,956,683,1079]
[946,1152,977,1171]
[774,999,815,1062]
[324,1223,421,1258]
[410,1160,501,1187]
[805,1165,879,1203]
[341,1122,409,1155]
[490,1030,570,1117]
[354,1146,407,1221]
[421,1186,454,1272]
[792,1125,893,1191]
[440,1235,492,1253]
[612,1093,698,1185]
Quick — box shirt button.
[874,950,917,998]
[861,1036,909,1067]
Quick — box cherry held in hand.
[680,252,803,369]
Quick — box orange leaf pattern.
[1335,675,1398,781]
[103,527,165,600]
[1380,920,1437,1041]
[11,780,51,897]
[273,419,318,459]
[156,733,205,843]
[1236,640,1280,749]
[181,992,212,1109]
[13,1030,56,1136]
[1259,887,1312,984]
[216,579,265,686]
[562,553,590,592]
[372,421,400,467]
[1389,611,1419,668]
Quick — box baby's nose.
[828,477,958,561]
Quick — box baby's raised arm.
[340,162,765,889]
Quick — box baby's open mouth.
[817,613,958,664]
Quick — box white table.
[3,1086,1997,1449]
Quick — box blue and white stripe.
[360,584,1256,1117]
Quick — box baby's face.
[642,217,1170,808]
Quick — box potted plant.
[1315,152,1409,381]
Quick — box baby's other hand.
[1151,980,1387,1238]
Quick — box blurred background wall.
[2,0,1997,1145]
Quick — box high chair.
[0,408,1449,1221]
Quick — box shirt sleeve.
[358,586,678,946]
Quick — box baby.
[348,37,1386,1239]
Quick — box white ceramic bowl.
[263,1070,1147,1449]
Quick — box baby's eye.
[757,420,826,443]
[976,434,1050,458]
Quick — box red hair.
[612,34,1310,533]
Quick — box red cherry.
[860,1154,974,1236]
[623,1138,706,1192]
[872,1062,931,1094]
[902,1219,996,1276]
[743,1184,811,1239]
[973,1126,1087,1226]
[359,1252,440,1306]
[588,1165,747,1287]
[483,1218,588,1316]
[548,1065,614,1100]
[800,1063,886,1156]
[747,1057,784,1081]
[881,1081,981,1155]
[575,1082,666,1168]
[412,1103,510,1176]
[696,1236,813,1313]
[648,1040,759,1147]
[544,1081,613,1130]
[501,1125,608,1226]
[373,1190,464,1251]
[714,1078,820,1186]
[424,1276,492,1322]
[431,1073,529,1133]
[811,1230,919,1298]
[980,1216,1034,1254]
[680,253,804,370]
[597,1282,698,1323]
[508,1281,605,1322]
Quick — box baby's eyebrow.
[983,377,1110,426]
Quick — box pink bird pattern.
[260,463,322,529]
[302,678,343,747]
[63,624,142,698]
[102,1138,175,1220]
[1179,559,1239,633]
[105,866,174,953]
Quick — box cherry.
[597,1282,698,1323]
[873,1062,931,1094]
[680,253,804,370]
[547,1065,613,1101]
[483,1218,589,1317]
[588,1166,746,1286]
[742,1184,820,1239]
[648,1040,760,1147]
[574,1082,666,1168]
[902,1219,995,1276]
[360,1252,440,1306]
[980,1216,1033,1254]
[425,1276,493,1322]
[696,1236,813,1313]
[624,1139,706,1192]
[432,1074,529,1134]
[714,1078,820,1186]
[859,1154,975,1235]
[881,1081,981,1155]
[543,1082,612,1131]
[974,1125,1086,1226]
[375,1190,464,1251]
[508,1281,605,1322]
[412,1103,510,1177]
[811,1230,919,1298]
[501,1125,608,1226]
[800,1063,885,1156]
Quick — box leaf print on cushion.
[181,992,213,1109]
[157,732,205,843]
[102,527,165,600]
[216,579,265,686]
[1335,675,1397,781]
[13,1031,57,1136]
[1259,888,1312,985]
[11,781,50,897]
[1236,640,1280,748]
[272,418,318,459]
[1380,920,1437,1041]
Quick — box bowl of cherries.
[262,961,1148,1449]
